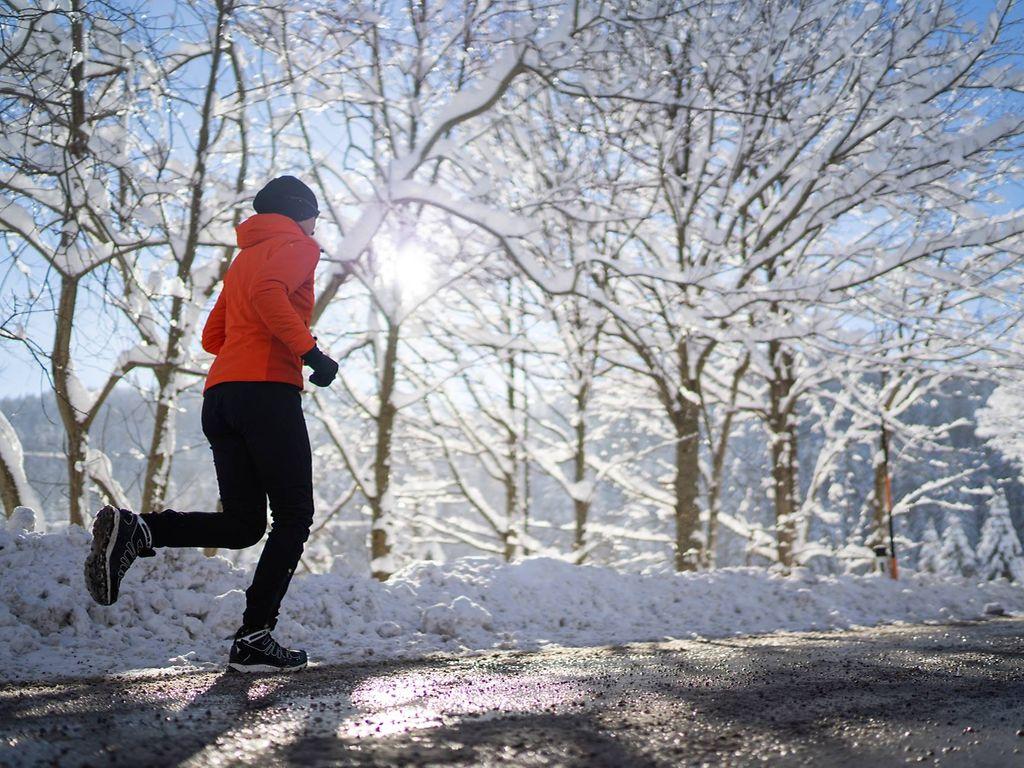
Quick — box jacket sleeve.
[249,239,319,356]
[201,292,227,355]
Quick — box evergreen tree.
[976,490,1024,583]
[916,519,943,574]
[937,515,977,578]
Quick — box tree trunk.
[141,368,173,514]
[673,401,702,571]
[0,411,36,516]
[52,277,88,526]
[520,344,530,556]
[370,322,399,580]
[870,378,897,550]
[0,460,21,517]
[64,433,87,527]
[705,354,749,568]
[705,426,728,569]
[500,276,521,562]
[870,438,888,548]
[572,383,589,558]
[502,346,518,563]
[53,2,89,526]
[669,336,703,572]
[768,340,798,568]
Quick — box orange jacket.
[202,214,320,391]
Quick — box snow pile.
[1,522,1022,682]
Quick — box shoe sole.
[227,661,308,674]
[84,506,118,606]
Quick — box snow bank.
[1,523,1022,682]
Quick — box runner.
[85,176,340,672]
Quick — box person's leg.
[141,385,268,550]
[222,383,314,632]
[85,386,269,607]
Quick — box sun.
[378,239,435,303]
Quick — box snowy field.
[2,516,1022,683]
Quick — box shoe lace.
[264,635,291,661]
[246,630,293,661]
[116,517,149,581]
[117,542,138,581]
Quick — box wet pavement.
[1,618,1022,767]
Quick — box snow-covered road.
[3,524,1024,683]
[1,618,1022,767]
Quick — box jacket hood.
[236,213,310,249]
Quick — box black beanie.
[253,175,319,222]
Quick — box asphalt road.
[1,618,1022,767]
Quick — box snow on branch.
[0,411,42,514]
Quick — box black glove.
[301,345,339,387]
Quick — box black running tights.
[141,381,314,631]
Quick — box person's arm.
[250,239,320,355]
[201,292,227,355]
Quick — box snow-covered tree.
[582,0,1024,568]
[978,383,1024,475]
[421,272,538,563]
[916,519,943,575]
[3,0,1024,578]
[1,2,168,523]
[937,515,977,579]
[976,490,1024,582]
[251,0,635,577]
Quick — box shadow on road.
[1,619,1022,766]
